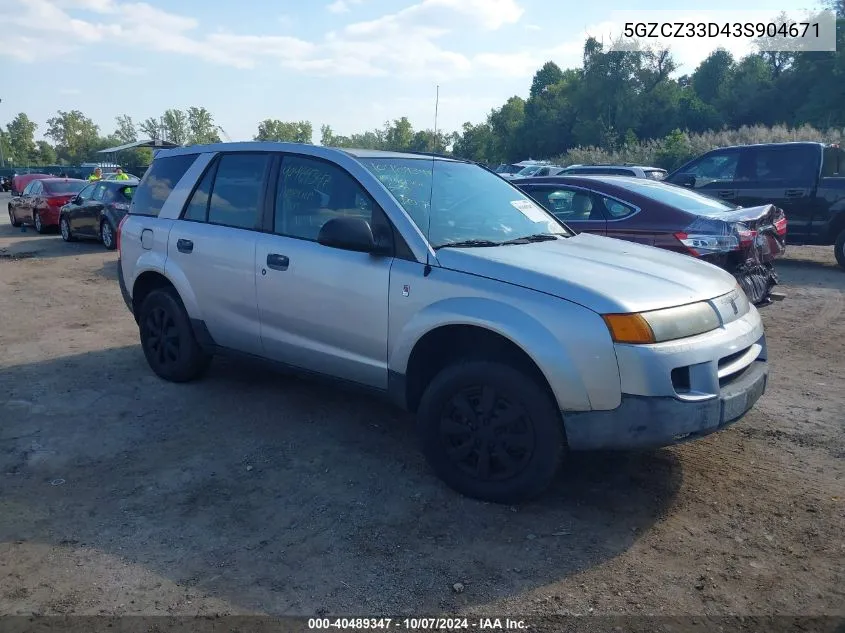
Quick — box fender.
[389,296,622,412]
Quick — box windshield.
[44,180,86,195]
[616,179,737,213]
[358,158,570,248]
[495,164,519,174]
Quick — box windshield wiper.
[500,233,562,245]
[435,239,502,249]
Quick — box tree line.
[1,7,842,173]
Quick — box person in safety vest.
[113,168,130,181]
[88,168,102,182]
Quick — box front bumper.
[563,358,768,450]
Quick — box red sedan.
[8,178,88,233]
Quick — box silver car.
[117,143,768,503]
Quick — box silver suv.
[117,143,769,503]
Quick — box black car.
[59,179,137,250]
[666,142,845,268]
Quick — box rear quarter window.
[130,154,198,217]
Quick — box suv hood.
[434,233,738,314]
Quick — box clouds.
[1,0,530,80]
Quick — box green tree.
[114,115,138,144]
[691,49,735,105]
[452,121,495,163]
[35,141,57,165]
[6,113,38,165]
[255,119,313,143]
[163,109,189,145]
[529,61,565,98]
[488,96,526,161]
[138,117,162,141]
[186,107,220,145]
[45,110,101,164]
[383,117,414,151]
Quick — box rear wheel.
[835,229,845,270]
[8,207,21,228]
[33,212,47,234]
[100,220,116,250]
[60,216,75,242]
[138,287,211,382]
[417,360,564,504]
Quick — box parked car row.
[115,142,771,504]
[6,176,138,250]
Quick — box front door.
[166,152,268,357]
[78,182,109,236]
[666,148,741,204]
[65,182,97,233]
[254,153,393,389]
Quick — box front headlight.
[603,301,721,344]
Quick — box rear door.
[733,144,819,242]
[120,153,200,306]
[518,184,607,235]
[166,152,269,357]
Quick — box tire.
[9,207,21,228]
[138,288,212,383]
[835,229,845,271]
[100,219,116,250]
[33,212,47,234]
[417,360,564,504]
[60,216,75,242]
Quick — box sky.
[0,0,818,143]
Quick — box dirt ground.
[0,191,843,619]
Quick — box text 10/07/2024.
[308,618,527,630]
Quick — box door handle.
[785,189,805,198]
[266,253,289,271]
[717,190,735,199]
[176,238,193,254]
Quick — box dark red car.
[7,178,88,234]
[514,175,787,305]
[10,173,52,196]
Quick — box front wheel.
[60,216,75,242]
[138,288,211,382]
[100,220,116,250]
[835,229,845,270]
[417,360,565,504]
[9,207,21,228]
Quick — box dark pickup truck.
[666,142,845,268]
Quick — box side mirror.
[675,173,697,188]
[71,195,82,205]
[317,216,385,254]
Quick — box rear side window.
[131,154,198,217]
[822,146,843,177]
[207,153,270,230]
[746,146,818,183]
[182,162,217,222]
